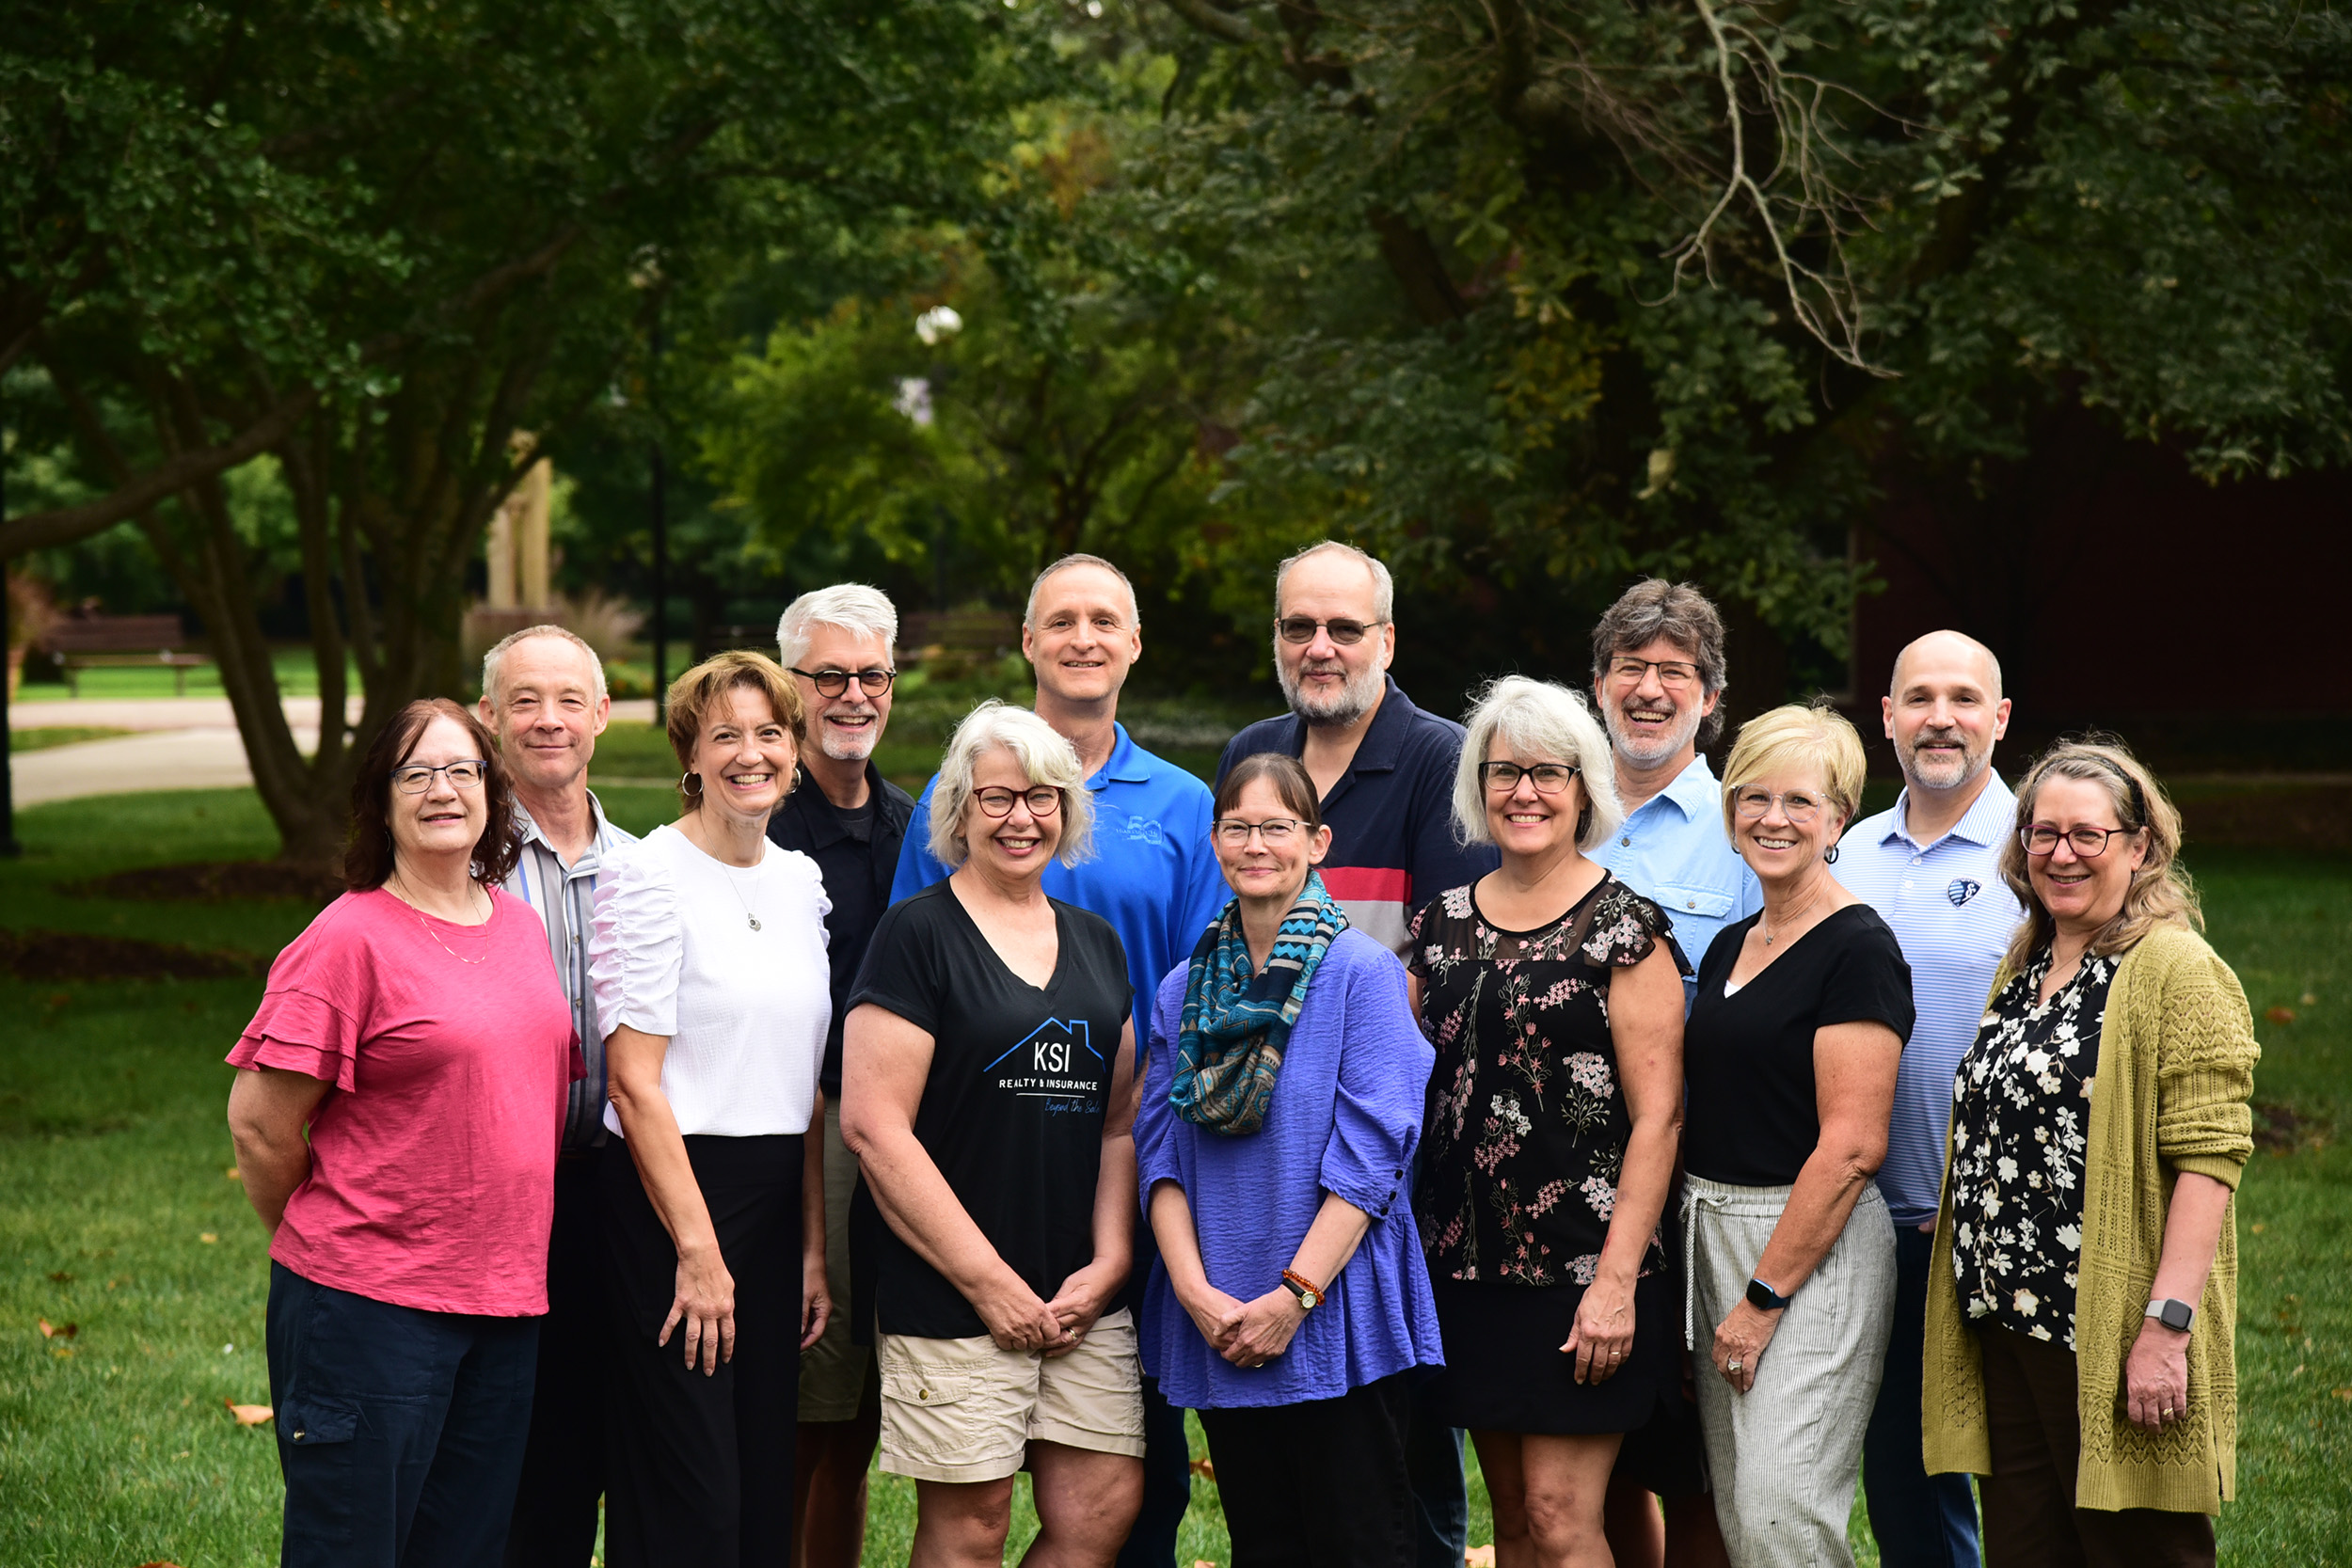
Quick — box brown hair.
[1590,578,1730,746]
[1999,736,2200,974]
[343,699,520,891]
[1216,752,1324,832]
[664,650,805,810]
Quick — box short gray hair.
[1024,553,1139,630]
[482,625,607,704]
[928,701,1096,870]
[1453,676,1624,852]
[1275,540,1394,623]
[778,584,898,671]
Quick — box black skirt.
[1420,1272,1677,1435]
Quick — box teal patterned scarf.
[1169,869,1348,1136]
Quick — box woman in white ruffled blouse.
[588,650,833,1568]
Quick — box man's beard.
[814,708,881,762]
[1605,699,1701,767]
[1905,727,1984,790]
[1278,652,1386,727]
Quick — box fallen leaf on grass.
[2301,992,2318,1006]
[51,1346,74,1359]
[199,1232,218,1244]
[47,1272,72,1283]
[1467,1547,1499,1567]
[2251,1223,2266,1233]
[224,1167,242,1181]
[38,1319,78,1339]
[225,1398,274,1425]
[2265,1006,2296,1025]
[2334,1388,2352,1402]
[1187,1457,1216,1481]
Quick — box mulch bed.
[0,928,265,982]
[65,861,345,905]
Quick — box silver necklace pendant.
[747,914,762,931]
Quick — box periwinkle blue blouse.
[1136,926,1445,1409]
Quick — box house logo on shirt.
[983,1020,1104,1102]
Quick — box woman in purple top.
[1137,752,1442,1568]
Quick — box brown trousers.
[1976,1324,2216,1568]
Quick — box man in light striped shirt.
[1834,629,2022,1568]
[478,625,640,1568]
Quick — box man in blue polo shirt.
[1834,628,2021,1568]
[891,552,1227,1568]
[1216,540,1495,1568]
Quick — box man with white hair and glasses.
[1215,539,1496,1568]
[766,584,917,1568]
[478,625,639,1568]
[892,553,1227,1568]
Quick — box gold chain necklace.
[390,873,493,963]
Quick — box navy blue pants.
[503,1149,609,1567]
[1863,1223,1981,1568]
[265,1262,540,1568]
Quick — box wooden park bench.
[43,614,212,696]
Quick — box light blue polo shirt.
[1832,773,2023,1227]
[1590,752,1762,1001]
[891,721,1232,1053]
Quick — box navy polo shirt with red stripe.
[1216,675,1498,954]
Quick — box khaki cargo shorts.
[875,1307,1145,1484]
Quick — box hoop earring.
[1824,843,1841,864]
[680,770,704,799]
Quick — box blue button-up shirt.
[1589,753,1761,1001]
[1832,773,2023,1227]
[891,721,1231,1052]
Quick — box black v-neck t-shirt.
[1684,904,1915,1186]
[848,879,1134,1338]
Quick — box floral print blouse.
[1949,946,2120,1348]
[1408,875,1686,1288]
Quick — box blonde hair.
[1453,676,1624,852]
[1720,701,1867,840]
[928,701,1096,870]
[1999,738,2199,973]
[664,651,805,810]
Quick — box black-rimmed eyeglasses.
[2020,824,2137,858]
[1480,762,1581,795]
[791,666,896,699]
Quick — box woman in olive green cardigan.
[1923,741,2257,1566]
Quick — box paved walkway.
[8,695,660,808]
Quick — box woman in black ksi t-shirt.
[840,703,1143,1564]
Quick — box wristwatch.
[1746,1276,1792,1312]
[1280,1268,1324,1311]
[2146,1297,2196,1334]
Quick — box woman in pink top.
[227,698,578,1568]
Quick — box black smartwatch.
[2146,1297,2196,1334]
[1746,1276,1792,1312]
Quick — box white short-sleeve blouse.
[589,822,831,1138]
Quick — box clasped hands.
[975,1259,1123,1357]
[1179,1280,1305,1370]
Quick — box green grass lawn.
[13,649,362,705]
[1,793,2344,1564]
[8,726,135,753]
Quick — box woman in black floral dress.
[1409,677,1691,1568]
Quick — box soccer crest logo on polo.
[1947,879,1982,907]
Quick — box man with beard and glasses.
[1583,578,1756,1568]
[1216,539,1496,1568]
[766,585,916,1568]
[893,553,1228,1568]
[1831,629,2021,1568]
